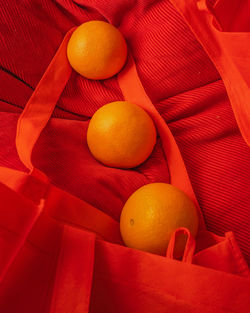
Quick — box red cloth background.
[0,0,249,265]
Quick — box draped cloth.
[0,1,249,312]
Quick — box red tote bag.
[0,1,250,312]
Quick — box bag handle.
[118,55,205,229]
[15,28,75,171]
[170,0,250,146]
[166,227,196,263]
[49,226,96,313]
[0,28,76,200]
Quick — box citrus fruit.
[120,183,199,256]
[67,20,127,79]
[87,101,157,168]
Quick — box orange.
[120,183,199,256]
[67,20,127,79]
[87,101,157,168]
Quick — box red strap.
[16,29,75,170]
[118,55,205,229]
[49,226,95,313]
[170,0,250,146]
[0,166,29,191]
[166,227,196,263]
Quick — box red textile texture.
[0,0,249,267]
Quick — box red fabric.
[0,0,250,311]
[0,0,249,266]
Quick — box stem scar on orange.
[87,101,157,169]
[67,20,127,79]
[120,183,199,257]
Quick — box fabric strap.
[166,227,196,263]
[118,55,205,228]
[170,0,250,146]
[49,227,96,313]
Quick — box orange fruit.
[87,101,157,168]
[67,20,127,79]
[120,183,199,256]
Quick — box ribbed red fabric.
[0,0,249,268]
